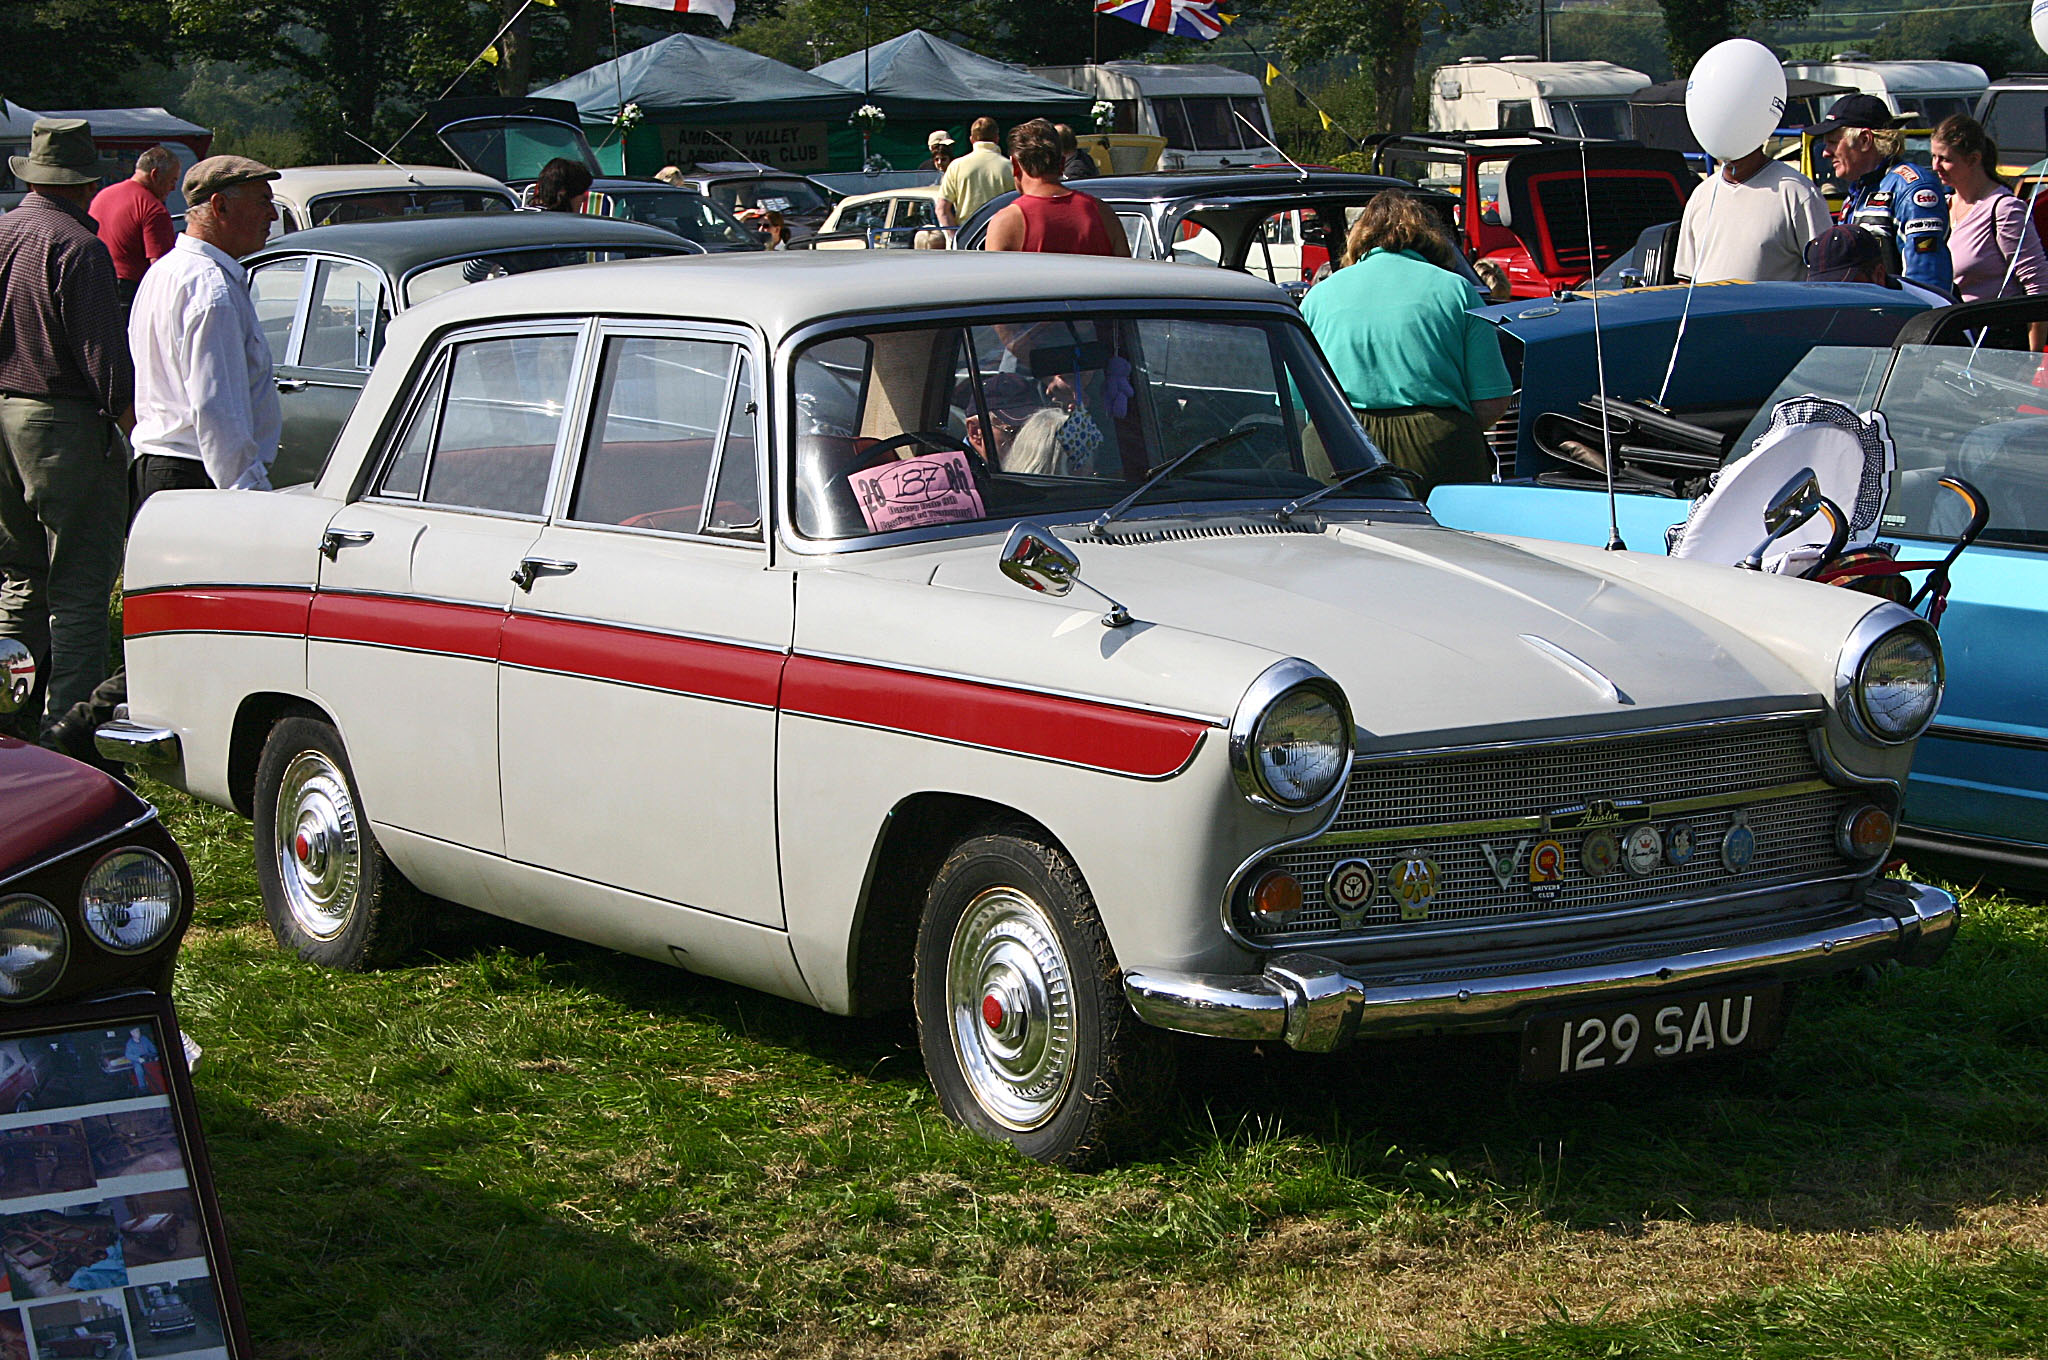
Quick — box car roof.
[400,250,1295,343]
[1076,168,1430,199]
[271,164,515,197]
[833,185,946,207]
[245,212,694,276]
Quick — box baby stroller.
[1665,395,1987,626]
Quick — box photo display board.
[0,1000,246,1360]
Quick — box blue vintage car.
[1436,296,2048,887]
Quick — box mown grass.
[153,783,2048,1358]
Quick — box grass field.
[154,783,2048,1359]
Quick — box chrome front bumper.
[95,718,181,766]
[1122,880,1959,1053]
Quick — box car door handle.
[275,378,307,393]
[511,557,577,591]
[319,528,373,559]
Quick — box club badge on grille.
[1479,837,1529,891]
[1721,811,1757,872]
[1528,839,1565,901]
[1621,824,1663,877]
[1580,827,1621,878]
[1327,858,1378,914]
[1389,854,1442,922]
[1666,821,1695,867]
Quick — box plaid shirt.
[0,192,133,414]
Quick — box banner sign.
[662,122,829,172]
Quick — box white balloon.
[1686,38,1789,162]
[2033,0,2048,57]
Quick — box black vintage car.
[952,168,1462,299]
[242,212,702,486]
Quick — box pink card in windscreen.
[847,449,986,533]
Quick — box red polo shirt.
[88,178,176,283]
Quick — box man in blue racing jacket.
[1810,93,1953,297]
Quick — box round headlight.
[80,849,183,954]
[1856,627,1942,743]
[1232,662,1352,812]
[0,896,68,1002]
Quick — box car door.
[270,255,388,487]
[497,323,791,926]
[309,321,590,857]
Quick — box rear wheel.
[913,827,1172,1167]
[253,716,423,970]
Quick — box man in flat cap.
[0,118,134,740]
[128,153,281,502]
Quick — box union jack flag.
[1093,0,1231,41]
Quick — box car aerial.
[955,168,1460,298]
[813,184,947,249]
[0,641,196,1013]
[101,252,1958,1165]
[1363,132,1695,297]
[243,212,703,487]
[1433,293,2048,889]
[266,164,520,238]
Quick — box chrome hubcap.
[947,887,1075,1131]
[274,750,361,941]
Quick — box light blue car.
[1435,297,2048,888]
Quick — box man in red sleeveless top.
[985,119,1128,258]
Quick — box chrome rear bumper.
[95,718,182,766]
[1122,880,1958,1052]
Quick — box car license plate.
[1519,985,1785,1083]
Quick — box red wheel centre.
[295,831,310,863]
[981,993,1005,1029]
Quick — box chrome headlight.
[80,849,183,954]
[1230,660,1352,812]
[0,895,68,1002]
[1836,612,1943,745]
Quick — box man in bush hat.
[1811,93,1952,294]
[0,118,133,740]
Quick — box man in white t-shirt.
[1674,147,1832,284]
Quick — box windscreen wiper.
[1089,426,1257,538]
[1277,463,1421,521]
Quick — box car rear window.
[308,189,514,228]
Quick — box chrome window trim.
[295,254,394,375]
[395,243,693,309]
[247,254,319,367]
[1228,658,1353,814]
[772,298,1375,558]
[1832,605,1944,746]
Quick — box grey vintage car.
[244,212,698,486]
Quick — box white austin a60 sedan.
[100,253,1956,1164]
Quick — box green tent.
[533,32,864,174]
[810,30,1096,172]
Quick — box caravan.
[1784,56,1987,124]
[1027,62,1275,170]
[1430,58,1650,138]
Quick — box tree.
[1873,6,2035,83]
[0,0,175,109]
[1654,0,1810,73]
[1277,0,1527,135]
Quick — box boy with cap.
[921,130,955,172]
[1811,93,1952,294]
[0,118,133,740]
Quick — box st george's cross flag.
[613,0,736,28]
[1093,0,1231,41]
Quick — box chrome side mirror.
[1742,467,1823,570]
[0,638,33,719]
[999,522,1132,628]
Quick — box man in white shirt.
[1673,147,1833,284]
[128,154,282,499]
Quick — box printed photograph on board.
[109,1189,203,1269]
[126,1277,226,1357]
[0,1204,126,1299]
[82,1110,182,1184]
[26,1292,129,1358]
[0,1307,25,1360]
[0,1123,95,1200]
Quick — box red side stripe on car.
[781,655,1207,778]
[124,586,313,639]
[500,613,783,707]
[308,593,503,660]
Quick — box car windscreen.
[589,188,758,248]
[1729,343,2047,549]
[403,245,681,307]
[789,312,1402,541]
[308,190,514,228]
[711,178,829,217]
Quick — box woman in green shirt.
[1301,191,1513,495]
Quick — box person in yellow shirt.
[937,117,1016,228]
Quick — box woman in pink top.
[1933,114,2048,348]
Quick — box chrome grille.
[1239,719,1860,942]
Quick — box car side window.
[247,258,307,362]
[895,197,932,228]
[375,355,449,500]
[381,333,577,516]
[707,355,760,539]
[569,334,738,533]
[299,259,385,372]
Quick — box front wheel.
[253,716,423,970]
[913,828,1172,1167]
